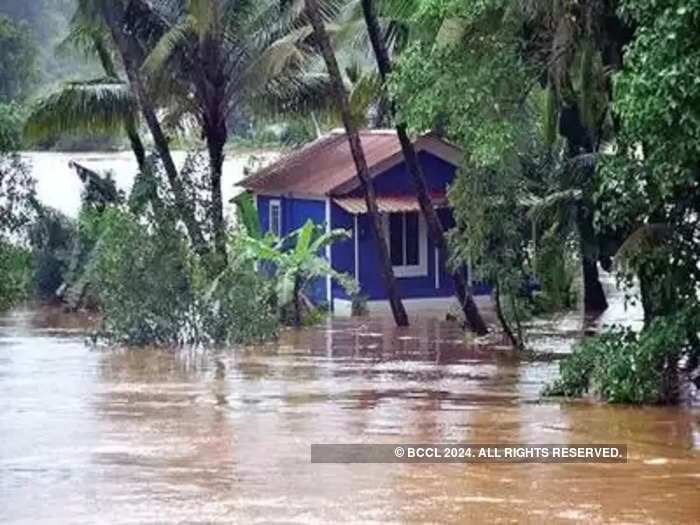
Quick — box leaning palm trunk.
[203,116,227,263]
[359,0,487,334]
[576,201,608,313]
[199,28,228,262]
[306,0,408,326]
[97,0,208,256]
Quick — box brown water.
[0,307,698,524]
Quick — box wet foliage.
[545,307,700,404]
[89,208,278,347]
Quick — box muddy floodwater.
[0,307,698,524]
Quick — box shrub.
[90,208,278,346]
[0,241,32,309]
[544,308,699,404]
[533,237,578,312]
[28,207,75,301]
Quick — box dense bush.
[0,241,32,309]
[28,207,75,301]
[90,208,278,346]
[544,308,700,404]
[533,237,578,313]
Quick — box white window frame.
[383,211,428,278]
[268,199,281,236]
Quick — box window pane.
[270,204,281,235]
[405,212,419,265]
[389,213,404,265]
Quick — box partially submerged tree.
[24,11,147,168]
[140,0,345,259]
[94,0,208,256]
[359,0,487,334]
[306,0,409,326]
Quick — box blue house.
[239,129,490,315]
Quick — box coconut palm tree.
[87,0,209,256]
[305,0,408,326]
[24,15,147,168]
[137,0,347,259]
[359,0,488,334]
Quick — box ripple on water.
[0,306,698,524]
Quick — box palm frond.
[24,79,137,142]
[527,188,582,223]
[142,17,195,75]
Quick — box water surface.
[22,150,279,218]
[0,307,698,524]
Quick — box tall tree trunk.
[200,34,228,262]
[204,119,227,262]
[98,0,208,256]
[360,0,487,334]
[305,0,408,326]
[124,118,146,169]
[577,203,608,313]
[559,104,608,314]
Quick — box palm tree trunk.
[577,205,608,313]
[204,119,227,262]
[124,118,146,169]
[306,0,408,326]
[98,0,208,256]
[359,0,487,334]
[200,34,228,262]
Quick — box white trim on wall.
[325,197,332,306]
[254,191,326,202]
[434,247,440,289]
[333,296,490,318]
[354,214,360,284]
[268,199,281,236]
[382,211,428,278]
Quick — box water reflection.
[0,308,698,523]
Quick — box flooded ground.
[0,306,698,524]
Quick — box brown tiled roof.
[238,129,461,196]
[333,192,449,214]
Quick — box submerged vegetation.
[0,0,698,403]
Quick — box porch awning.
[333,192,449,214]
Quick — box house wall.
[254,150,492,309]
[330,203,356,300]
[334,152,460,301]
[255,194,328,304]
[348,151,457,196]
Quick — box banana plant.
[242,219,356,326]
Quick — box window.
[269,200,281,236]
[385,211,427,277]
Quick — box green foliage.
[533,235,578,312]
[0,15,39,101]
[389,2,542,346]
[596,0,700,322]
[0,241,32,309]
[28,207,75,301]
[242,219,356,325]
[234,191,262,240]
[0,102,25,151]
[0,152,35,235]
[24,78,136,144]
[545,308,700,403]
[90,208,278,346]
